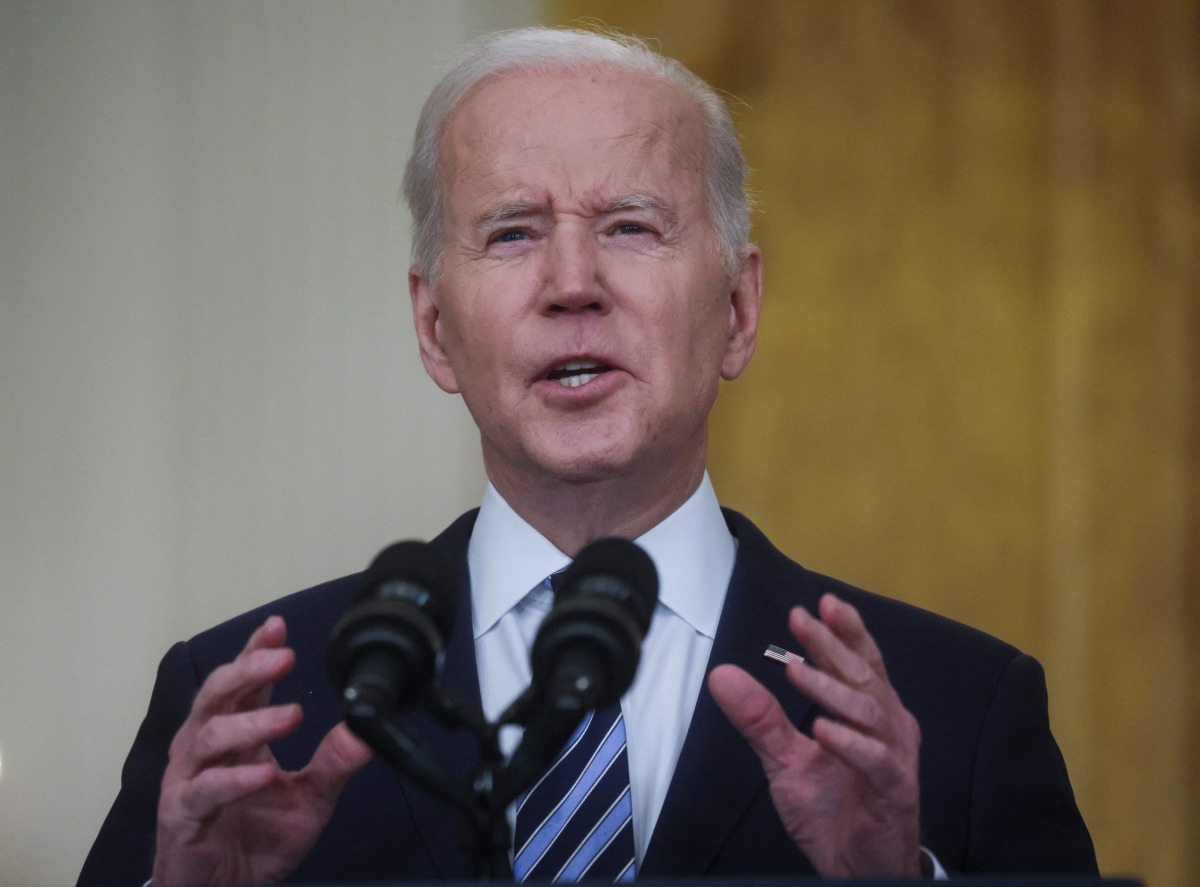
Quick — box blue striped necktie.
[511,577,636,882]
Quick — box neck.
[484,452,709,557]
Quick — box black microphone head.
[327,540,458,711]
[555,537,658,634]
[358,540,458,638]
[531,538,659,709]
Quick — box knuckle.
[193,661,235,709]
[859,696,884,728]
[852,733,887,771]
[192,716,225,759]
[166,730,190,764]
[865,647,886,674]
[848,662,874,689]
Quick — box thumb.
[709,664,807,774]
[305,722,374,799]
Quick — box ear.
[720,245,762,381]
[409,266,461,394]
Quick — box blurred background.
[1,2,1195,885]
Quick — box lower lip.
[535,369,623,403]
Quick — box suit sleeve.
[77,642,200,887]
[964,652,1097,873]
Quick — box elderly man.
[79,28,1095,885]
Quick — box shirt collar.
[469,473,734,640]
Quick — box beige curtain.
[546,2,1198,884]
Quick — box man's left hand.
[709,593,922,878]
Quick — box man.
[79,27,1095,885]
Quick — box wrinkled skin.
[710,594,923,877]
[153,617,371,885]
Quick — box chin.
[531,442,640,486]
[542,457,630,486]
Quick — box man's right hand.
[152,616,373,885]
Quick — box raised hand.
[709,593,922,878]
[153,616,372,885]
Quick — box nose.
[539,223,610,315]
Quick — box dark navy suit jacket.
[78,510,1096,884]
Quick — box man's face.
[411,66,759,492]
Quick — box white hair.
[402,27,751,281]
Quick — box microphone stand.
[342,681,516,879]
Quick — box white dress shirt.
[469,473,735,865]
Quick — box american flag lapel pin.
[763,644,804,665]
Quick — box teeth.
[550,358,607,387]
[557,372,602,388]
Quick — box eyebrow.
[603,193,672,217]
[473,202,546,232]
[471,193,678,232]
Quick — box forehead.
[438,65,708,212]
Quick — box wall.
[0,2,536,883]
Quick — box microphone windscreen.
[357,540,457,636]
[556,537,658,632]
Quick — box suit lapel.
[641,510,821,876]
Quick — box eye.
[493,229,528,243]
[614,222,649,236]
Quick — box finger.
[708,664,812,776]
[811,716,917,796]
[178,704,303,775]
[170,621,295,755]
[229,615,291,712]
[174,761,280,821]
[789,605,875,692]
[193,616,291,718]
[818,594,887,679]
[785,659,885,736]
[244,614,288,654]
[303,722,374,800]
[189,644,295,722]
[791,598,892,692]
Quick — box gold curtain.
[544,2,1197,884]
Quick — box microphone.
[494,537,658,808]
[327,540,457,711]
[531,537,658,711]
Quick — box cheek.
[440,308,524,402]
[681,289,734,363]
[433,304,486,382]
[644,308,725,408]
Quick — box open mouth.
[546,359,612,388]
